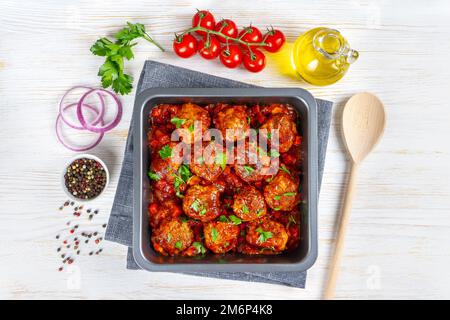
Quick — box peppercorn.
[64,158,107,200]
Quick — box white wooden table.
[1,0,450,300]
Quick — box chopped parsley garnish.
[193,242,206,255]
[243,165,255,175]
[267,132,272,139]
[147,170,160,181]
[175,241,183,249]
[172,174,185,197]
[280,165,291,175]
[167,233,172,243]
[179,164,192,182]
[158,145,172,159]
[274,192,296,201]
[188,123,195,132]
[257,147,267,156]
[256,227,273,243]
[190,199,206,216]
[170,117,186,128]
[247,116,251,124]
[172,164,192,198]
[180,215,190,222]
[256,208,264,217]
[287,215,297,228]
[273,207,281,211]
[242,204,250,214]
[229,215,242,225]
[219,215,229,222]
[211,227,218,242]
[269,150,280,157]
[215,152,227,170]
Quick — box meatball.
[213,105,249,141]
[234,141,277,182]
[232,186,267,221]
[148,200,182,228]
[204,221,240,253]
[150,143,182,183]
[182,184,222,222]
[260,113,297,153]
[151,219,194,256]
[190,142,225,182]
[175,103,211,143]
[246,219,289,252]
[264,170,300,211]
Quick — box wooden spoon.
[324,92,386,300]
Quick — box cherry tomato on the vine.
[238,26,263,45]
[192,10,216,36]
[263,29,285,53]
[173,34,198,58]
[219,45,243,68]
[214,19,238,43]
[243,48,266,73]
[198,36,221,60]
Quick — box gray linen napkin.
[105,60,333,288]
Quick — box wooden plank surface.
[1,0,450,299]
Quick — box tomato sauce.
[147,103,302,256]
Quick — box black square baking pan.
[132,88,318,272]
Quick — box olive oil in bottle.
[291,27,359,86]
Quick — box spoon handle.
[324,163,359,300]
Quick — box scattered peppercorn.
[64,158,107,200]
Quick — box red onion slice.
[77,88,122,133]
[56,103,104,152]
[59,86,106,130]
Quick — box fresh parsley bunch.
[90,22,164,95]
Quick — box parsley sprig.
[90,22,164,95]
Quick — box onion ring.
[56,103,104,152]
[76,88,122,133]
[59,86,106,130]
